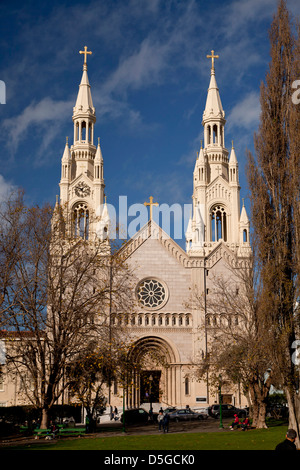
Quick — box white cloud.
[221,0,277,39]
[2,97,72,153]
[102,37,170,96]
[227,91,260,131]
[0,174,15,202]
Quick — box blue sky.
[0,0,299,246]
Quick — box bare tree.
[190,256,274,428]
[0,189,27,329]
[0,191,135,429]
[66,336,137,429]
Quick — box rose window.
[137,279,167,309]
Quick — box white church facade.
[0,48,251,411]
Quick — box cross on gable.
[144,196,159,221]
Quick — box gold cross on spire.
[144,196,158,221]
[79,46,92,66]
[206,50,219,70]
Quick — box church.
[54,46,251,412]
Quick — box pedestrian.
[114,407,119,420]
[162,412,169,433]
[157,410,164,431]
[110,405,114,421]
[241,417,250,431]
[147,405,153,421]
[275,429,297,451]
[49,421,58,439]
[229,414,240,430]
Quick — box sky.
[0,0,299,247]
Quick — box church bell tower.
[56,47,110,242]
[185,50,250,257]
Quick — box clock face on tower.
[75,181,91,198]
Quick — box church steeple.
[203,50,225,124]
[73,46,95,118]
[72,46,96,179]
[186,50,250,255]
[202,50,228,182]
[56,47,107,242]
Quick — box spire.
[229,141,238,164]
[198,141,205,163]
[72,46,96,151]
[185,214,193,238]
[229,141,239,184]
[61,136,71,162]
[201,49,228,180]
[101,197,110,224]
[95,137,103,162]
[240,200,249,224]
[96,196,111,241]
[73,46,95,116]
[185,215,193,252]
[202,52,225,121]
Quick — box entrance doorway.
[140,370,161,404]
[221,394,232,404]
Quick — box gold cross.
[79,46,92,65]
[144,196,158,221]
[207,50,219,70]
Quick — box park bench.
[19,425,29,433]
[33,428,52,439]
[33,426,85,439]
[58,427,85,437]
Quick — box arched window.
[73,202,89,240]
[210,205,227,242]
[208,125,211,144]
[82,121,87,141]
[243,229,248,243]
[213,124,218,144]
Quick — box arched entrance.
[127,335,179,409]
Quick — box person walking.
[275,429,297,451]
[157,410,164,431]
[162,412,169,433]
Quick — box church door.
[140,371,161,404]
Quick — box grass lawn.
[6,424,288,451]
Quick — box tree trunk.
[251,402,259,428]
[40,408,49,429]
[249,379,269,429]
[285,387,300,450]
[256,402,268,429]
[251,402,268,429]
